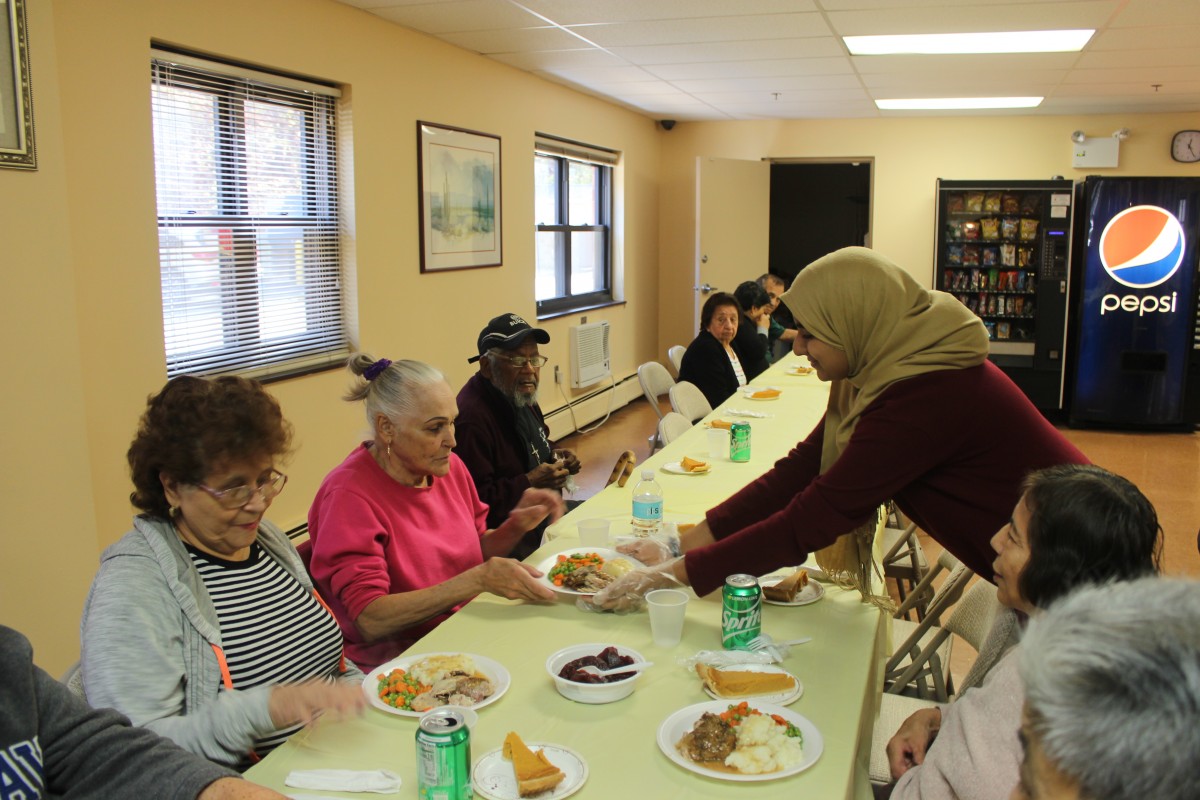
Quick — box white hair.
[1018,577,1200,800]
[343,353,445,426]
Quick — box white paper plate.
[786,367,815,376]
[760,574,826,607]
[656,701,823,782]
[364,652,510,717]
[662,461,711,475]
[472,743,587,800]
[700,663,803,705]
[534,548,642,596]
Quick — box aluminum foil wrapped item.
[678,648,782,668]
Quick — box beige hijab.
[781,247,988,600]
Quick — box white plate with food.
[786,366,815,376]
[696,663,803,705]
[535,548,643,596]
[662,459,711,476]
[760,571,826,607]
[473,740,587,800]
[657,700,823,782]
[365,652,510,717]
[741,386,782,401]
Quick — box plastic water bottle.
[631,470,664,536]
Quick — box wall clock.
[1171,130,1200,163]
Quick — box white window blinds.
[151,50,347,380]
[534,133,619,167]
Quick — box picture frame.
[417,121,501,272]
[1,0,36,170]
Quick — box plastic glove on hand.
[616,537,673,566]
[589,559,683,613]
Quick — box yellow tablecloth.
[247,355,884,799]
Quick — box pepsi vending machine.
[1068,177,1200,428]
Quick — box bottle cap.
[641,470,654,480]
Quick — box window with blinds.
[534,133,618,317]
[151,50,347,380]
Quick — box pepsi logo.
[1099,205,1186,289]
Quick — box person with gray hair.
[1013,577,1200,800]
[306,353,561,670]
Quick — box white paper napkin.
[724,408,773,419]
[285,769,402,794]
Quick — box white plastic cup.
[707,428,729,459]
[646,588,689,647]
[578,519,611,548]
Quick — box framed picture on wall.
[417,121,502,272]
[1,0,35,170]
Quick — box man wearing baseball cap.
[457,313,582,559]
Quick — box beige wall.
[656,113,1200,354]
[3,0,660,673]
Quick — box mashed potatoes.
[724,715,804,774]
[409,654,476,685]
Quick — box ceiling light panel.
[846,30,1094,55]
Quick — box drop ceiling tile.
[1107,0,1200,27]
[850,52,1081,74]
[645,57,854,81]
[609,37,847,65]
[826,1,1119,36]
[540,65,662,86]
[439,26,589,53]
[1075,47,1200,69]
[518,0,816,25]
[1062,66,1200,85]
[689,87,875,105]
[672,74,865,94]
[1090,25,1200,51]
[567,13,832,48]
[371,0,539,33]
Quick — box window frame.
[534,136,617,317]
[151,49,347,381]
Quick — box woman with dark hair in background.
[733,280,772,379]
[678,292,763,408]
[82,376,365,769]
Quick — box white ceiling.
[334,0,1200,121]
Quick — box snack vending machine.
[1067,176,1200,429]
[934,178,1075,411]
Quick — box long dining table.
[246,353,886,800]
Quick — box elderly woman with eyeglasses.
[306,354,562,671]
[81,376,365,769]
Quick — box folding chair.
[666,345,686,377]
[882,521,930,619]
[658,412,693,446]
[669,381,713,423]
[884,553,972,700]
[637,361,676,454]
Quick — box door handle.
[696,283,715,294]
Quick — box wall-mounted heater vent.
[568,321,611,388]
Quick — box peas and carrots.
[547,552,604,587]
[376,668,431,710]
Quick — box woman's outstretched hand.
[477,557,557,603]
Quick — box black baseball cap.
[468,313,550,363]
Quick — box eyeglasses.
[194,470,288,509]
[491,353,549,368]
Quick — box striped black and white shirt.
[186,541,344,764]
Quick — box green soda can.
[416,708,473,800]
[721,573,762,650]
[729,421,752,462]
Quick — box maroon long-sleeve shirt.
[689,362,1088,596]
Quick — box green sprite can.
[729,421,752,462]
[416,708,473,800]
[721,573,762,650]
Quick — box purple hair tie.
[364,358,392,381]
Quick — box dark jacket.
[678,330,762,409]
[733,313,770,380]
[455,373,552,530]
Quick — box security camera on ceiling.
[659,119,676,131]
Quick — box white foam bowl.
[545,643,646,704]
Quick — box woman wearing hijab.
[594,247,1088,606]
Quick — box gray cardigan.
[80,515,362,767]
